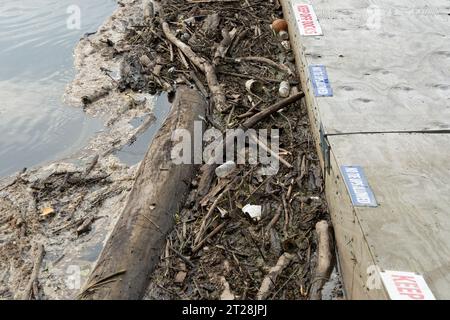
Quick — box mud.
[0,0,167,299]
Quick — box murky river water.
[0,0,117,177]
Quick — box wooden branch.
[265,205,283,236]
[214,28,232,65]
[194,192,225,245]
[217,70,299,85]
[192,221,226,254]
[242,91,304,129]
[189,71,208,98]
[195,175,239,244]
[169,246,195,269]
[162,20,226,112]
[257,252,294,300]
[236,56,293,75]
[309,220,334,300]
[248,131,292,168]
[21,244,45,300]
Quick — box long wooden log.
[79,87,206,299]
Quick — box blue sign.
[341,166,378,207]
[309,65,333,97]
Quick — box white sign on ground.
[380,270,435,300]
[291,2,323,36]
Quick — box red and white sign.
[380,270,435,300]
[291,2,323,36]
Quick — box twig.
[162,20,226,112]
[242,230,266,262]
[192,221,226,253]
[195,192,226,245]
[282,194,290,236]
[226,105,235,127]
[248,131,292,168]
[271,266,299,299]
[244,176,272,202]
[214,28,232,64]
[235,56,293,75]
[265,205,283,236]
[21,244,45,300]
[242,92,304,129]
[189,71,208,98]
[169,246,195,269]
[196,173,240,242]
[217,70,299,85]
[257,252,294,300]
[140,213,163,234]
[237,101,262,119]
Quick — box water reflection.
[0,0,117,177]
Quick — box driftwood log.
[79,87,206,299]
[309,220,334,300]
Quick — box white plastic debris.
[279,30,289,40]
[217,207,228,218]
[215,160,236,178]
[245,79,263,94]
[242,204,262,221]
[281,40,291,50]
[167,66,176,74]
[220,276,235,300]
[278,81,290,98]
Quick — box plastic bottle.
[215,161,236,178]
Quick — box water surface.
[0,0,117,177]
[116,93,172,166]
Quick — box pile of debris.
[133,0,340,300]
[0,157,135,299]
[0,0,343,300]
